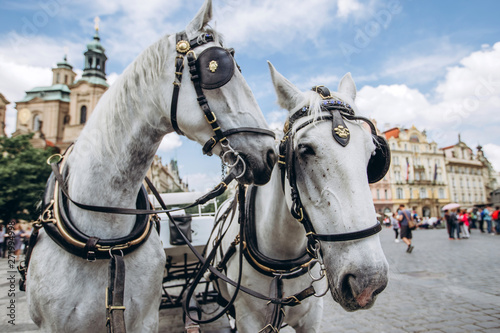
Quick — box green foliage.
[0,134,55,224]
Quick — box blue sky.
[1,0,500,191]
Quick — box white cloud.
[483,144,500,173]
[357,42,500,171]
[158,133,182,153]
[183,172,221,193]
[216,0,376,54]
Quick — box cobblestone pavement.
[1,227,499,332]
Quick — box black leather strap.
[170,32,187,135]
[202,127,276,155]
[106,254,126,333]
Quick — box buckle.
[205,112,217,124]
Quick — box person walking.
[492,206,500,235]
[483,205,494,235]
[444,210,454,239]
[459,210,470,239]
[397,204,414,253]
[0,225,5,258]
[478,208,485,233]
[450,208,460,239]
[391,213,400,242]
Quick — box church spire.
[81,17,107,84]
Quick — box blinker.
[196,47,235,90]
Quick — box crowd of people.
[0,221,32,260]
[443,205,500,239]
[383,204,500,253]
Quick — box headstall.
[170,31,275,159]
[278,85,390,254]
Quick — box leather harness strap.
[106,253,127,333]
[169,31,275,156]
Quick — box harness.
[202,85,391,332]
[170,31,275,157]
[18,30,277,333]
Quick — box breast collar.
[39,146,155,261]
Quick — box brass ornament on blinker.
[209,60,218,72]
[334,125,350,139]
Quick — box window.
[452,177,455,187]
[439,188,445,199]
[384,189,388,200]
[420,188,427,199]
[454,193,458,202]
[397,188,404,199]
[393,156,399,165]
[410,188,413,199]
[65,75,68,84]
[56,73,60,83]
[376,189,380,200]
[460,178,463,188]
[33,114,41,131]
[80,105,87,124]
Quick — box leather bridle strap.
[170,32,215,136]
[106,253,126,333]
[202,127,276,155]
[170,32,186,135]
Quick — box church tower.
[52,55,77,86]
[81,17,108,84]
[64,17,109,145]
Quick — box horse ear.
[338,72,357,101]
[268,61,303,111]
[186,0,213,36]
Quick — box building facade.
[12,25,186,193]
[442,138,488,209]
[383,126,449,217]
[0,93,9,137]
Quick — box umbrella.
[442,203,460,211]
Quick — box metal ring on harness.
[221,141,247,179]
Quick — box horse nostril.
[266,148,277,169]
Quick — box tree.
[0,134,55,224]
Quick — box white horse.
[25,1,276,332]
[209,63,389,332]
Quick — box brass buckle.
[205,112,217,124]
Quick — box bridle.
[169,31,275,173]
[278,86,390,254]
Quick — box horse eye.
[298,143,315,156]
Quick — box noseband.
[279,86,390,252]
[170,32,275,158]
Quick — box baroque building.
[383,126,449,217]
[12,22,187,193]
[0,93,9,137]
[442,137,496,207]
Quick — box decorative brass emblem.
[209,60,218,72]
[176,40,190,53]
[283,120,290,133]
[334,125,350,138]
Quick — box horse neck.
[64,82,167,238]
[253,167,308,260]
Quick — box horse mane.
[80,29,221,168]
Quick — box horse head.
[269,62,389,311]
[166,0,276,185]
